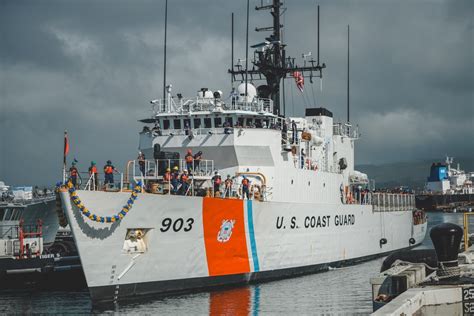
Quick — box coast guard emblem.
[217,219,236,243]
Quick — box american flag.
[292,71,304,92]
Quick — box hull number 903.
[160,217,194,233]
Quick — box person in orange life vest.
[193,151,202,172]
[69,161,79,188]
[170,166,179,195]
[103,160,117,185]
[179,169,190,195]
[185,149,194,173]
[211,171,222,196]
[137,151,146,176]
[88,161,99,190]
[241,175,251,200]
[224,175,233,198]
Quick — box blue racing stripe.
[247,199,260,272]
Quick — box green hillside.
[356,157,474,190]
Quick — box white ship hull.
[60,190,426,303]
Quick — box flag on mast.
[293,71,304,92]
[64,130,69,165]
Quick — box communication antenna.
[231,12,234,89]
[162,0,168,112]
[317,5,320,66]
[229,1,326,115]
[245,0,250,99]
[347,24,350,123]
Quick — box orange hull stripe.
[202,197,250,276]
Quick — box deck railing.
[152,97,274,115]
[342,191,415,212]
[370,193,416,212]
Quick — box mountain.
[356,157,474,190]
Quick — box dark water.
[0,213,470,315]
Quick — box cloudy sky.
[1,0,473,186]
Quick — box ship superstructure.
[416,157,474,211]
[0,182,58,258]
[425,157,473,195]
[58,1,427,304]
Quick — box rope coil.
[62,180,142,223]
[436,260,461,280]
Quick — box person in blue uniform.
[241,176,250,200]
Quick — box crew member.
[184,121,191,136]
[185,149,194,173]
[152,121,162,136]
[224,175,233,198]
[138,151,146,176]
[212,171,222,197]
[170,166,179,195]
[88,161,99,190]
[69,162,79,188]
[241,175,250,200]
[163,167,172,192]
[163,167,172,182]
[282,120,288,143]
[224,121,232,134]
[193,151,202,172]
[300,148,306,169]
[291,120,297,144]
[179,170,189,195]
[104,160,117,186]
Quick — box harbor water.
[0,212,467,315]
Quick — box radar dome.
[237,83,257,102]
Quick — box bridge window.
[173,119,181,129]
[0,208,4,221]
[204,118,212,128]
[214,117,222,127]
[4,208,12,221]
[184,119,191,129]
[193,118,201,128]
[225,117,233,126]
[163,119,170,129]
[12,209,22,221]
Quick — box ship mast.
[229,0,326,116]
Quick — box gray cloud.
[1,0,473,186]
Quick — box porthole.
[308,181,311,186]
[291,180,294,184]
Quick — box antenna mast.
[162,0,168,112]
[245,0,250,99]
[231,12,234,89]
[229,1,326,116]
[347,24,350,123]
